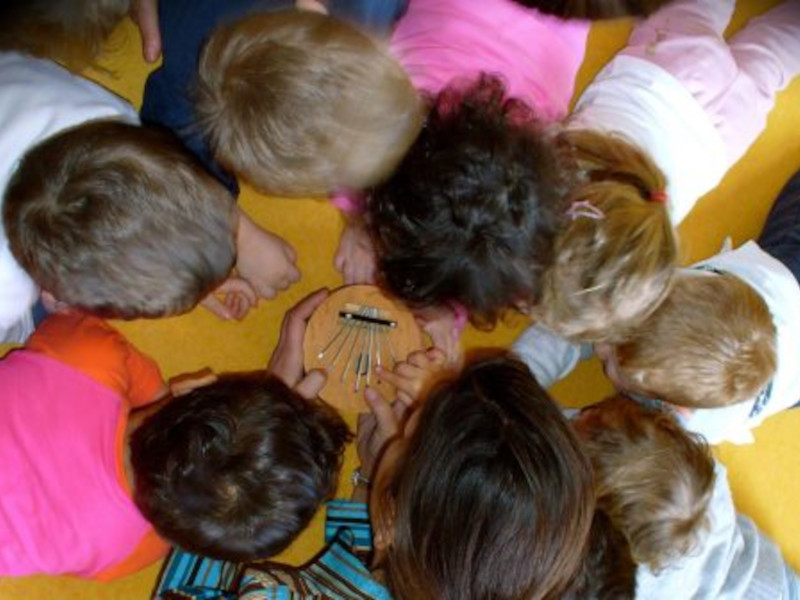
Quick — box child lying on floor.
[515,166,800,444]
[0,291,349,580]
[573,395,800,599]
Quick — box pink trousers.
[622,0,800,167]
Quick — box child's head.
[602,270,777,408]
[371,357,594,600]
[509,0,672,19]
[195,10,422,197]
[130,373,351,561]
[573,395,715,572]
[537,129,676,342]
[3,120,237,319]
[368,75,569,326]
[0,0,127,69]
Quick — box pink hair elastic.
[650,190,669,203]
[566,200,605,221]
[447,300,469,341]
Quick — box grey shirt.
[635,462,798,600]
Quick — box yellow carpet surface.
[1,1,799,597]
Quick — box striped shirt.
[153,501,388,600]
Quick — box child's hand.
[293,369,328,400]
[268,288,330,388]
[130,0,162,63]
[237,210,301,299]
[295,0,328,13]
[414,305,465,366]
[169,369,218,397]
[334,221,377,285]
[200,276,258,320]
[376,348,448,406]
[356,387,407,478]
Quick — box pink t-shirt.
[0,313,166,578]
[390,0,590,121]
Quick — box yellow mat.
[1,1,799,597]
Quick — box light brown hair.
[576,395,716,572]
[196,10,422,197]
[384,357,595,600]
[537,129,677,342]
[0,0,128,70]
[614,270,777,408]
[3,120,237,319]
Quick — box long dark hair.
[384,357,595,600]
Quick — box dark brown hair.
[131,373,352,561]
[384,357,594,600]
[510,0,672,19]
[369,75,569,326]
[3,120,237,319]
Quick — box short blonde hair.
[196,10,422,197]
[615,270,777,408]
[577,396,715,572]
[0,0,128,70]
[537,129,677,342]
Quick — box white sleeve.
[511,322,591,388]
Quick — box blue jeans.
[759,167,800,409]
[758,167,800,284]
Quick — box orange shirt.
[24,312,170,580]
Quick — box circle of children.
[0,0,799,598]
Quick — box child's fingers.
[200,294,233,320]
[294,369,327,400]
[365,387,400,439]
[169,369,218,396]
[217,277,258,304]
[376,364,424,402]
[375,364,414,393]
[131,0,162,63]
[426,347,447,366]
[396,390,415,407]
[406,350,430,369]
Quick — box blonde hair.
[615,270,777,408]
[196,10,422,197]
[578,396,715,572]
[537,129,677,342]
[0,0,128,70]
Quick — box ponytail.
[537,129,677,342]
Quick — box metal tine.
[327,315,357,369]
[317,313,351,360]
[366,315,376,387]
[355,309,379,392]
[381,326,398,367]
[341,309,369,383]
[374,323,383,371]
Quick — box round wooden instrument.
[303,285,425,412]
